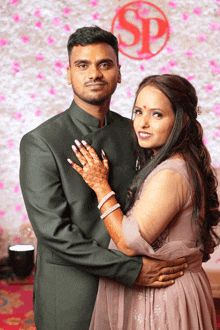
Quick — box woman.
[67,74,220,329]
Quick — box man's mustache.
[85,79,107,86]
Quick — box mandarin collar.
[69,100,112,128]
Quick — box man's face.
[67,43,121,106]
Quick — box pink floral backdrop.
[0,0,219,269]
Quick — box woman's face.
[133,85,175,154]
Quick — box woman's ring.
[82,161,87,166]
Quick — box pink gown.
[89,159,217,330]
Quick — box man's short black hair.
[67,26,119,63]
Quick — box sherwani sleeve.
[20,132,142,286]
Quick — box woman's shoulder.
[147,156,190,185]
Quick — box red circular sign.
[111,1,169,60]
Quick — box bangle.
[100,203,120,220]
[98,191,115,209]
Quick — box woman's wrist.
[94,183,112,202]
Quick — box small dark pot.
[8,244,35,278]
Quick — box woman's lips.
[138,131,152,139]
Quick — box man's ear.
[67,66,71,85]
[117,65,121,84]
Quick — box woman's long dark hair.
[125,74,220,261]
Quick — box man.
[20,26,187,330]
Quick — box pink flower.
[139,9,149,18]
[64,62,69,70]
[0,94,6,102]
[186,74,194,81]
[218,8,220,16]
[169,26,173,34]
[215,258,220,263]
[55,69,62,75]
[52,17,60,26]
[168,1,177,8]
[134,2,143,8]
[182,13,188,21]
[15,205,22,212]
[63,25,71,32]
[115,7,120,13]
[166,46,174,54]
[90,0,98,6]
[209,22,219,30]
[13,14,22,22]
[214,129,220,137]
[14,237,20,243]
[7,140,15,148]
[92,12,100,20]
[168,60,177,67]
[213,104,220,115]
[22,215,28,222]
[0,182,4,189]
[14,112,22,120]
[37,73,45,80]
[126,89,132,98]
[14,185,20,193]
[55,61,62,68]
[119,44,127,50]
[63,8,71,15]
[212,66,220,74]
[209,60,217,67]
[110,100,114,106]
[186,49,194,57]
[193,8,201,15]
[205,85,213,93]
[36,53,44,61]
[10,0,19,4]
[140,65,145,71]
[47,37,55,44]
[49,88,56,95]
[198,34,206,41]
[30,93,36,98]
[150,36,157,42]
[0,227,3,233]
[216,0,220,3]
[115,24,122,30]
[35,109,41,116]
[21,36,29,43]
[0,211,5,217]
[202,137,208,144]
[35,21,42,28]
[34,9,41,17]
[12,62,20,74]
[0,39,7,46]
[161,66,170,74]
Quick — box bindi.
[143,106,146,109]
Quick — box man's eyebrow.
[73,58,114,65]
[74,60,89,64]
[98,58,114,63]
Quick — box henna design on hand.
[67,141,109,193]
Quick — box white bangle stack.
[100,204,121,220]
[97,191,121,220]
[97,191,115,209]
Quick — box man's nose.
[89,65,103,80]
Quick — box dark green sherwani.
[20,101,142,330]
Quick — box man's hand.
[134,257,188,288]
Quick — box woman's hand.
[67,140,110,194]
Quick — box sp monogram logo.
[111,1,169,60]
